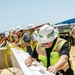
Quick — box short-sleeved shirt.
[31,38,69,67]
[31,33,37,41]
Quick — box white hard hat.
[5,31,9,37]
[27,24,34,30]
[15,26,23,33]
[37,25,58,43]
[10,28,15,33]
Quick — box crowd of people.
[0,24,75,75]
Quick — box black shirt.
[31,38,70,67]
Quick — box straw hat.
[37,25,58,43]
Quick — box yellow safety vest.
[30,30,38,50]
[36,38,70,71]
[9,34,15,43]
[20,34,33,53]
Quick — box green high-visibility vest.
[36,38,67,67]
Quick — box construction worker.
[24,25,74,75]
[15,26,32,55]
[18,24,38,55]
[15,26,24,45]
[9,26,20,44]
[20,32,32,55]
[0,31,9,47]
[27,24,38,50]
[9,27,15,43]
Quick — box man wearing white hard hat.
[15,26,23,39]
[25,25,74,75]
[17,24,36,55]
[27,24,34,30]
[14,26,23,44]
[27,24,38,50]
[10,28,15,34]
[8,28,15,43]
[15,26,23,33]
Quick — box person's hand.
[24,56,33,67]
[47,66,58,74]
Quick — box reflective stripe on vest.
[19,36,23,44]
[33,30,38,36]
[36,38,69,71]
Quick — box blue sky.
[0,0,75,32]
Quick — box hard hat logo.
[47,34,51,38]
[47,30,54,38]
[39,35,44,38]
